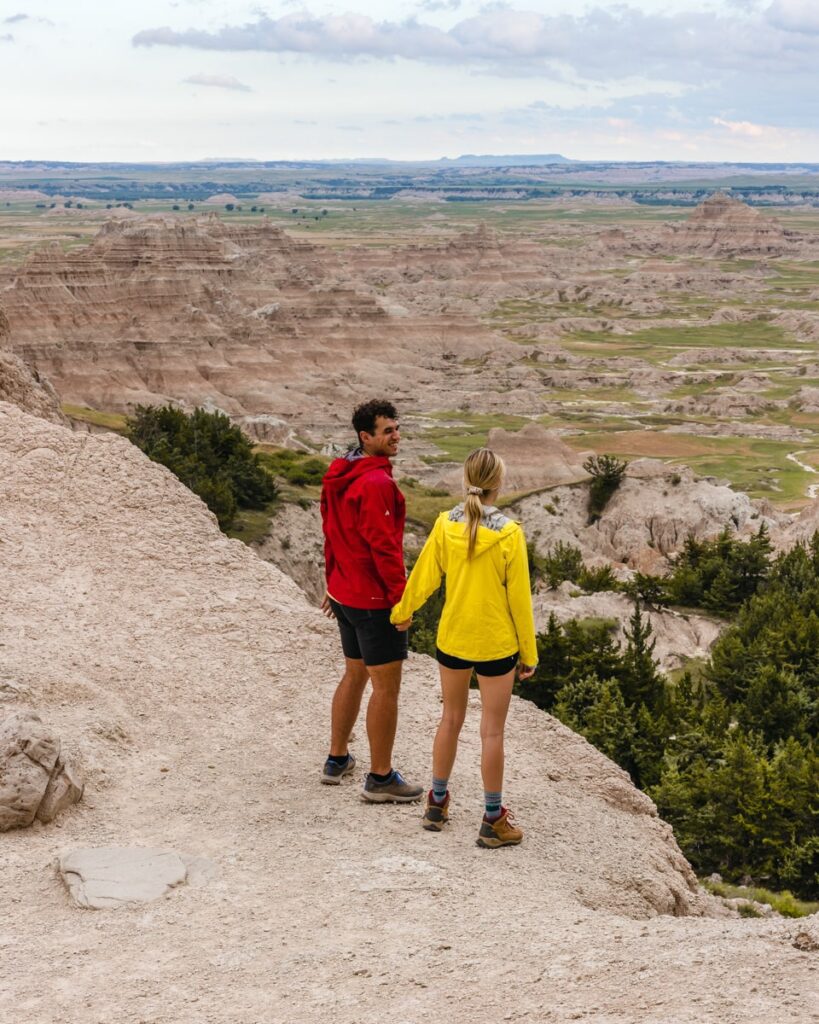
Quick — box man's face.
[361,416,400,459]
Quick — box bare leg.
[366,659,403,775]
[476,669,516,794]
[432,666,472,783]
[329,657,369,757]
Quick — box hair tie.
[466,485,483,496]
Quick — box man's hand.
[518,663,536,681]
[394,617,412,632]
[321,593,335,619]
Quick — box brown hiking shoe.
[422,790,450,832]
[476,807,523,849]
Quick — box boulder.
[0,711,83,830]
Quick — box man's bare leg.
[329,657,370,757]
[366,659,403,775]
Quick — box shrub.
[583,453,627,521]
[127,405,277,530]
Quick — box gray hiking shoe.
[360,770,423,804]
[321,753,356,785]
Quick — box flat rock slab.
[59,847,215,909]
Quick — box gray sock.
[432,776,448,803]
[484,791,502,820]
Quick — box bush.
[127,405,277,530]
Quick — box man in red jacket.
[320,399,423,803]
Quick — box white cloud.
[766,0,819,33]
[131,6,819,84]
[711,116,767,136]
[182,73,252,91]
[0,33,14,42]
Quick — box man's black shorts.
[329,598,408,667]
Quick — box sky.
[1,0,818,163]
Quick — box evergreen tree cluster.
[518,533,818,897]
[538,525,773,617]
[127,405,277,530]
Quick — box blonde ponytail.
[463,448,505,558]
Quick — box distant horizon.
[3,155,819,170]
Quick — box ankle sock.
[370,769,394,784]
[327,753,350,767]
[431,776,448,803]
[484,791,502,821]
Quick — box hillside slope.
[0,401,815,1023]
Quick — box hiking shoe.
[360,770,423,804]
[321,753,356,785]
[476,807,523,849]
[422,790,450,831]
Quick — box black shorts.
[329,598,408,667]
[436,648,518,677]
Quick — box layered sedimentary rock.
[0,217,502,431]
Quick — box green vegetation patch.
[422,411,531,461]
[62,404,129,433]
[701,879,819,918]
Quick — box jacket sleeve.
[506,525,538,667]
[320,484,334,587]
[391,517,444,623]
[356,474,407,606]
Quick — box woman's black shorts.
[435,648,518,677]
[329,598,408,667]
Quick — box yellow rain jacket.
[390,505,538,667]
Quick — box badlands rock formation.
[0,216,506,432]
[515,459,787,574]
[534,585,721,673]
[428,423,592,493]
[2,400,816,1022]
[664,193,798,257]
[0,306,65,422]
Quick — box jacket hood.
[442,506,518,558]
[322,453,394,494]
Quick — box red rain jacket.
[321,453,406,609]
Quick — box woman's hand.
[394,617,413,632]
[321,592,335,619]
[518,663,536,681]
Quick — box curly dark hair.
[352,399,398,440]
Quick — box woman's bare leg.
[431,666,472,783]
[476,669,516,794]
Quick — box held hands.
[321,592,335,619]
[394,617,413,632]
[517,663,536,681]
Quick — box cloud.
[416,0,461,10]
[132,7,819,83]
[182,73,252,91]
[0,33,13,42]
[711,116,767,136]
[766,0,819,33]
[3,13,28,23]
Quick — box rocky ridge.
[1,399,816,1022]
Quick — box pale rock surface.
[60,847,216,909]
[0,710,83,829]
[253,500,326,604]
[430,423,591,493]
[0,402,816,1023]
[515,459,785,574]
[534,586,722,672]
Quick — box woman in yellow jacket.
[392,448,537,848]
